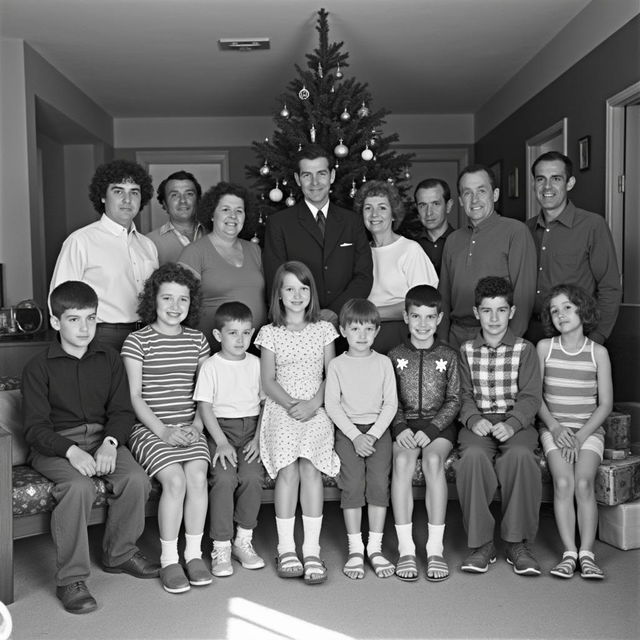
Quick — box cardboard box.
[595,455,640,506]
[603,411,631,450]
[598,498,640,550]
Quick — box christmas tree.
[246,8,414,231]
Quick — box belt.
[99,321,144,330]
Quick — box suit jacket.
[263,201,373,313]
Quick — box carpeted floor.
[6,501,639,640]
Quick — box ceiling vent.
[218,38,270,52]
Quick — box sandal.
[395,554,419,582]
[275,552,303,579]
[368,551,395,579]
[550,554,576,579]
[579,554,604,580]
[303,556,328,585]
[426,555,449,582]
[342,552,365,580]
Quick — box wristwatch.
[104,436,118,448]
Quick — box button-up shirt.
[50,214,158,323]
[526,201,621,343]
[147,220,206,265]
[415,223,455,275]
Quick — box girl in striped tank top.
[536,285,612,581]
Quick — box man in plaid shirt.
[455,276,542,576]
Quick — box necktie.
[316,210,326,237]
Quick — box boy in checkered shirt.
[455,276,542,576]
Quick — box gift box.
[603,411,631,451]
[594,455,640,506]
[598,497,640,550]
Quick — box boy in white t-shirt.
[194,302,265,578]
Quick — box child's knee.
[161,470,187,497]
[393,451,417,477]
[57,475,96,503]
[553,473,573,497]
[422,451,444,477]
[575,475,594,500]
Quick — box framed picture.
[578,136,591,171]
[489,160,503,211]
[508,167,519,199]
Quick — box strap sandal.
[303,556,328,585]
[426,555,449,582]
[275,552,303,579]
[342,552,365,580]
[579,555,604,580]
[367,551,395,579]
[550,554,576,579]
[395,554,419,582]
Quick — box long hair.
[268,261,321,326]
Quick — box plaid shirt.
[459,329,541,432]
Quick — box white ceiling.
[0,0,594,119]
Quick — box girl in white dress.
[255,261,339,584]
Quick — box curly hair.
[541,284,599,336]
[353,180,405,229]
[156,170,202,206]
[88,159,154,215]
[474,276,513,307]
[268,261,321,326]
[196,181,257,238]
[136,263,202,328]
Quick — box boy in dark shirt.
[22,281,158,614]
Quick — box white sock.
[579,549,594,560]
[234,526,253,546]
[183,532,203,563]
[366,531,383,556]
[160,537,179,568]
[425,523,445,557]
[347,532,365,555]
[395,523,415,557]
[275,516,296,556]
[301,515,323,558]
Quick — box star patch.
[396,358,408,371]
[435,358,448,372]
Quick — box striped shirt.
[542,336,597,430]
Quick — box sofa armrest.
[0,424,14,603]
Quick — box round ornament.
[298,85,310,100]
[251,233,260,244]
[340,108,351,122]
[336,64,343,79]
[361,146,373,161]
[334,139,349,158]
[357,102,370,118]
[280,105,290,118]
[259,163,270,177]
[285,194,296,207]
[404,169,411,180]
[281,178,288,186]
[269,184,283,202]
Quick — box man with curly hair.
[147,170,205,265]
[50,159,159,351]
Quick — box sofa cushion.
[0,389,28,466]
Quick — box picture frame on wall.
[508,167,519,199]
[489,160,503,211]
[578,136,591,170]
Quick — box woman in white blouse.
[355,180,438,353]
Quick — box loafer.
[461,542,496,573]
[56,581,97,614]
[160,563,190,594]
[185,558,213,586]
[505,542,541,576]
[103,551,160,579]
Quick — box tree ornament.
[404,166,411,180]
[269,181,283,203]
[340,108,351,122]
[310,124,316,143]
[280,104,290,118]
[330,84,335,93]
[286,193,296,207]
[334,161,340,170]
[349,180,357,198]
[357,102,370,118]
[361,145,373,161]
[298,143,302,151]
[334,139,349,158]
[264,137,269,143]
[251,233,260,244]
[361,174,367,184]
[317,62,323,78]
[259,162,270,177]
[281,178,288,187]
[298,85,310,100]
[335,63,343,79]
[258,213,264,225]
[387,177,394,184]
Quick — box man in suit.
[263,145,373,324]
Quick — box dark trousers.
[454,425,541,548]
[30,424,150,586]
[208,417,264,541]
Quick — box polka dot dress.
[255,321,340,479]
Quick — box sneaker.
[160,563,190,594]
[505,542,541,576]
[232,539,266,570]
[461,542,496,573]
[211,546,234,577]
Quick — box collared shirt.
[526,201,621,343]
[147,220,206,265]
[305,200,329,221]
[459,328,541,433]
[50,214,158,323]
[22,339,136,457]
[415,223,455,275]
[439,212,537,340]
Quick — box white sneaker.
[211,546,233,577]
[232,539,265,570]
